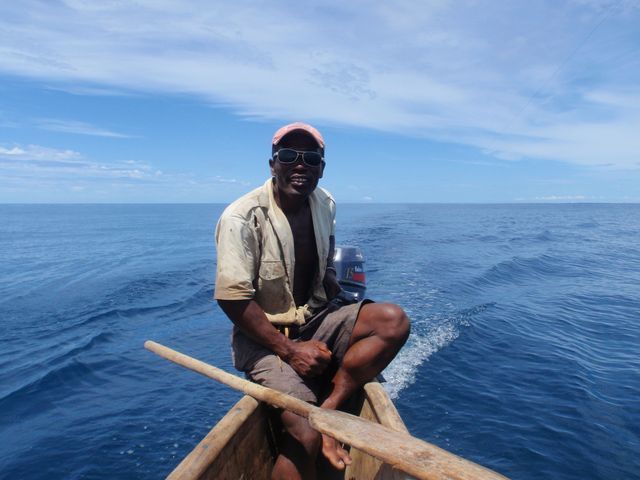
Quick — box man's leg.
[319,302,410,468]
[240,303,410,476]
[272,411,321,480]
[242,354,322,480]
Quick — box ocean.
[1,203,638,479]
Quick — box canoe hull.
[167,382,408,480]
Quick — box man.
[215,122,410,480]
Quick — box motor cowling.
[334,245,366,302]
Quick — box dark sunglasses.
[273,148,324,167]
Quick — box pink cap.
[272,122,325,149]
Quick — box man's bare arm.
[218,299,331,377]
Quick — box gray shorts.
[232,300,371,403]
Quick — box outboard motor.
[334,245,366,302]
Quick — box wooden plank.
[344,393,383,480]
[345,383,411,480]
[363,382,409,433]
[309,409,508,480]
[166,396,271,480]
[201,403,273,480]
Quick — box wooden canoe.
[166,381,410,480]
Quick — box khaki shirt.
[214,179,336,325]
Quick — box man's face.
[269,131,325,199]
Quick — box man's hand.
[285,340,332,377]
[323,268,342,301]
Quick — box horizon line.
[2,201,639,206]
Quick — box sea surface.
[1,203,639,479]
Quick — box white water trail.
[382,317,461,399]
[380,284,473,399]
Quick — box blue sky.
[1,0,639,203]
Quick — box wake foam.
[382,319,460,399]
[381,302,493,399]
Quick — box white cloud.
[214,175,251,186]
[0,144,83,162]
[535,195,589,201]
[45,85,135,97]
[0,1,639,168]
[0,142,253,197]
[36,118,135,138]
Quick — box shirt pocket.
[259,260,286,280]
[256,260,290,316]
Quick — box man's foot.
[321,433,352,470]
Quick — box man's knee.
[372,303,411,344]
